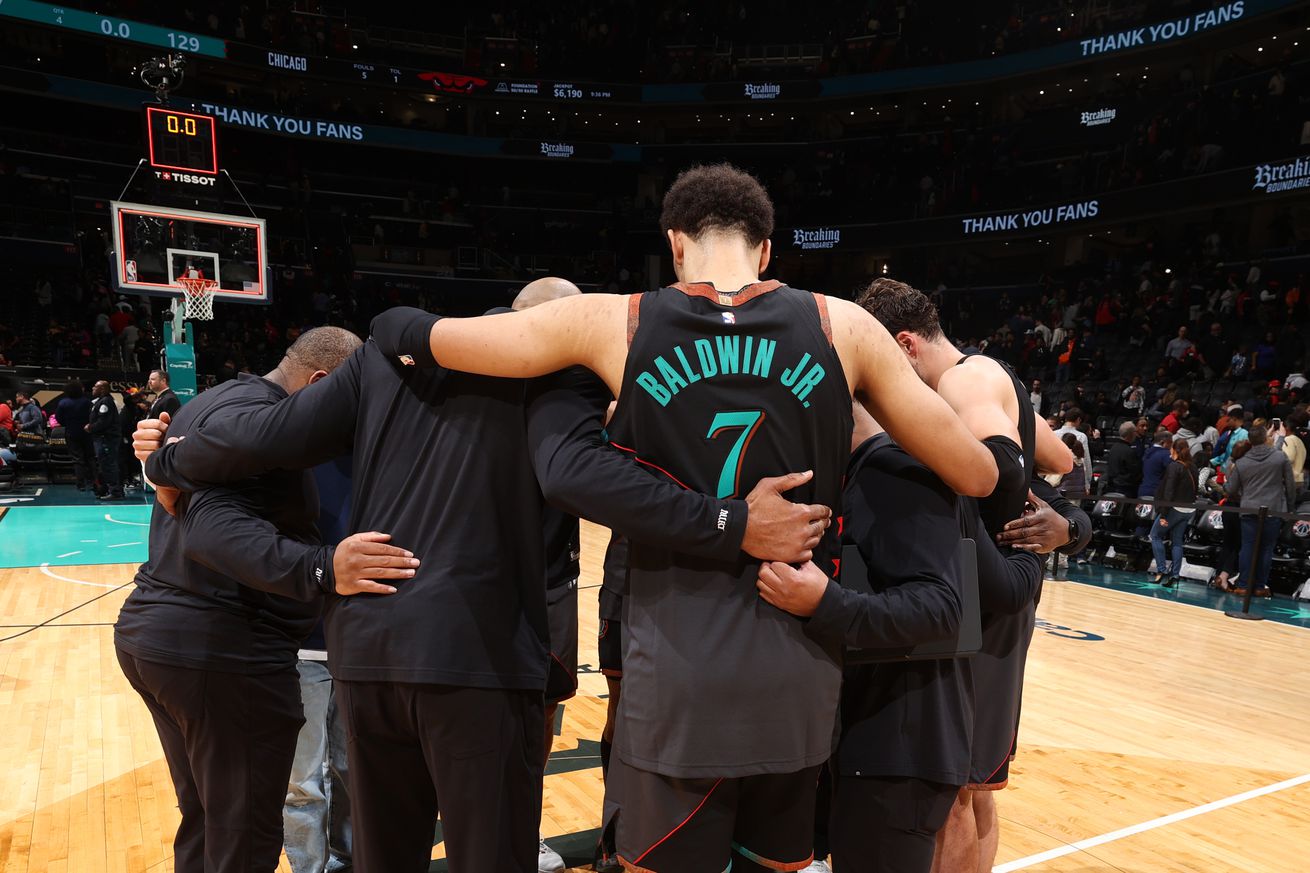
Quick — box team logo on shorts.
[1294,520,1310,538]
[721,312,736,325]
[399,355,415,366]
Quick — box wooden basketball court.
[2,519,1307,872]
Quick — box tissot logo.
[744,83,781,100]
[267,52,308,72]
[1080,108,1116,127]
[792,228,841,250]
[540,142,575,158]
[154,170,216,186]
[1252,157,1310,195]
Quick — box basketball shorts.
[604,754,820,873]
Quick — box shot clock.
[144,106,218,176]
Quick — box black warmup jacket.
[146,336,748,690]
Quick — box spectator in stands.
[1211,405,1249,473]
[1029,379,1045,417]
[1225,425,1296,598]
[1279,411,1307,489]
[14,391,44,435]
[1132,418,1154,459]
[1164,326,1194,364]
[56,379,94,490]
[1121,375,1145,418]
[1198,323,1231,379]
[0,395,14,446]
[1150,438,1198,587]
[1253,331,1278,379]
[1055,408,1092,489]
[1161,401,1188,434]
[86,380,123,500]
[1177,415,1207,460]
[1227,344,1252,379]
[1103,421,1143,496]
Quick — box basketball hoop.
[178,277,218,321]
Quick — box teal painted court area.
[0,504,152,568]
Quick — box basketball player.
[858,279,1073,873]
[118,328,412,873]
[140,291,829,873]
[370,163,1000,871]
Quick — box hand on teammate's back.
[994,490,1066,553]
[741,470,833,563]
[332,531,419,596]
[756,560,829,617]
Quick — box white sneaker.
[801,860,832,873]
[538,835,565,872]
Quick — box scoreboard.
[144,106,218,176]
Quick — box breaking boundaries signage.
[961,200,1100,235]
[1253,157,1310,194]
[1079,1,1246,57]
[1080,108,1117,127]
[792,228,841,250]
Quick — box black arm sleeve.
[1030,476,1093,555]
[526,367,748,561]
[972,512,1045,614]
[369,306,441,366]
[147,347,364,491]
[806,454,963,648]
[180,487,336,601]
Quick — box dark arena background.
[1,1,1309,871]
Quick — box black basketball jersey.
[607,280,852,779]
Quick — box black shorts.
[545,578,579,704]
[598,617,623,678]
[967,606,1036,789]
[830,775,959,872]
[605,754,820,873]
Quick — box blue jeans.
[1150,510,1190,575]
[1237,516,1282,590]
[284,659,352,873]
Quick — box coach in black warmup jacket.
[117,328,392,873]
[142,311,824,873]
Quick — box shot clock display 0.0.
[145,106,218,175]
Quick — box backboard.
[109,201,269,303]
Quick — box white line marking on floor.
[39,564,120,589]
[993,771,1310,871]
[55,551,82,559]
[80,540,96,543]
[106,542,141,549]
[103,513,148,527]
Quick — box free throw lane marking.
[106,542,142,549]
[993,772,1310,871]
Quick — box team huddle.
[124,164,1089,873]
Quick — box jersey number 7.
[706,410,765,499]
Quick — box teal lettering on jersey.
[634,336,826,410]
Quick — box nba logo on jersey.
[721,311,736,325]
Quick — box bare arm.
[423,295,630,395]
[938,360,1073,476]
[1033,415,1075,475]
[828,298,999,498]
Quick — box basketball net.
[178,276,218,321]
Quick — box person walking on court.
[1225,424,1296,597]
[373,163,999,871]
[86,380,123,500]
[1150,439,1199,587]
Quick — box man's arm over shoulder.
[179,487,336,601]
[826,297,998,497]
[148,347,363,490]
[527,367,747,562]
